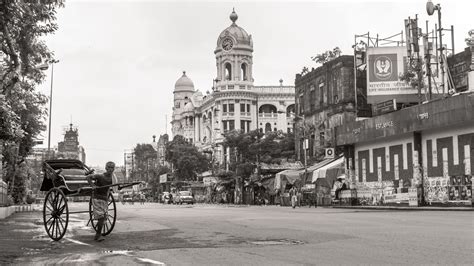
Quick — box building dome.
[174,71,195,92]
[183,101,195,113]
[216,9,252,48]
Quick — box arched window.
[265,123,272,133]
[259,104,277,114]
[204,127,212,143]
[225,63,232,81]
[241,63,247,81]
[286,104,295,117]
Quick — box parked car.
[175,191,195,205]
[122,192,135,204]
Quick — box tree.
[165,135,209,181]
[400,58,425,102]
[1,1,64,201]
[133,143,157,181]
[223,129,296,174]
[311,47,342,65]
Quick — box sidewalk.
[0,204,37,219]
[331,205,473,211]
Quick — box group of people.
[288,186,318,209]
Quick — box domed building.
[171,9,295,165]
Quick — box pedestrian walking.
[290,186,298,209]
[140,192,146,205]
[86,161,115,242]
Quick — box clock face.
[222,38,233,51]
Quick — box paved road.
[1,203,473,265]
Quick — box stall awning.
[274,168,304,190]
[301,158,338,183]
[311,156,345,185]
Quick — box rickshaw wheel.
[89,192,116,236]
[43,188,69,241]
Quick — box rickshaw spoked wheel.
[43,188,69,241]
[89,191,116,236]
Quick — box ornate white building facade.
[171,10,295,164]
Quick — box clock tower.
[214,9,253,90]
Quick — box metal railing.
[258,113,278,118]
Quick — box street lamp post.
[426,0,446,96]
[47,59,59,158]
[292,113,308,182]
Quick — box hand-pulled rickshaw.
[39,159,141,241]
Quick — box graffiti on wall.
[448,175,472,201]
[425,177,449,203]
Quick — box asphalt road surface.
[1,203,473,265]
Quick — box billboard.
[366,46,442,105]
[367,46,414,103]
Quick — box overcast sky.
[37,0,473,167]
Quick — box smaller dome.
[183,101,195,113]
[174,71,195,92]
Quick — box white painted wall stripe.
[432,139,438,167]
[403,143,408,170]
[362,158,366,182]
[369,149,373,173]
[394,154,399,180]
[442,148,449,178]
[377,156,382,181]
[422,139,428,176]
[453,136,459,165]
[442,147,448,163]
[464,145,471,175]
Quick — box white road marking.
[136,257,166,265]
[65,238,91,246]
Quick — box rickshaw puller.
[87,161,115,241]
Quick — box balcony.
[240,112,251,117]
[258,112,278,118]
[222,112,235,117]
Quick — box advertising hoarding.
[367,46,414,103]
[366,46,441,104]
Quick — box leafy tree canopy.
[1,1,63,154]
[132,143,157,181]
[1,1,64,200]
[165,135,209,181]
[223,130,295,176]
[311,47,342,65]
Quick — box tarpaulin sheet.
[274,169,304,191]
[311,157,345,185]
[301,158,336,182]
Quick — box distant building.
[157,134,169,167]
[447,30,474,93]
[294,55,359,162]
[56,123,86,163]
[171,10,295,166]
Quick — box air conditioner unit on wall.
[325,148,335,159]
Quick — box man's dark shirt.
[92,172,112,201]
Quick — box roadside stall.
[274,168,304,206]
[299,158,336,206]
[310,156,346,205]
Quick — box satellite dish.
[426,0,436,15]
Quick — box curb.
[331,206,474,211]
[0,204,37,219]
